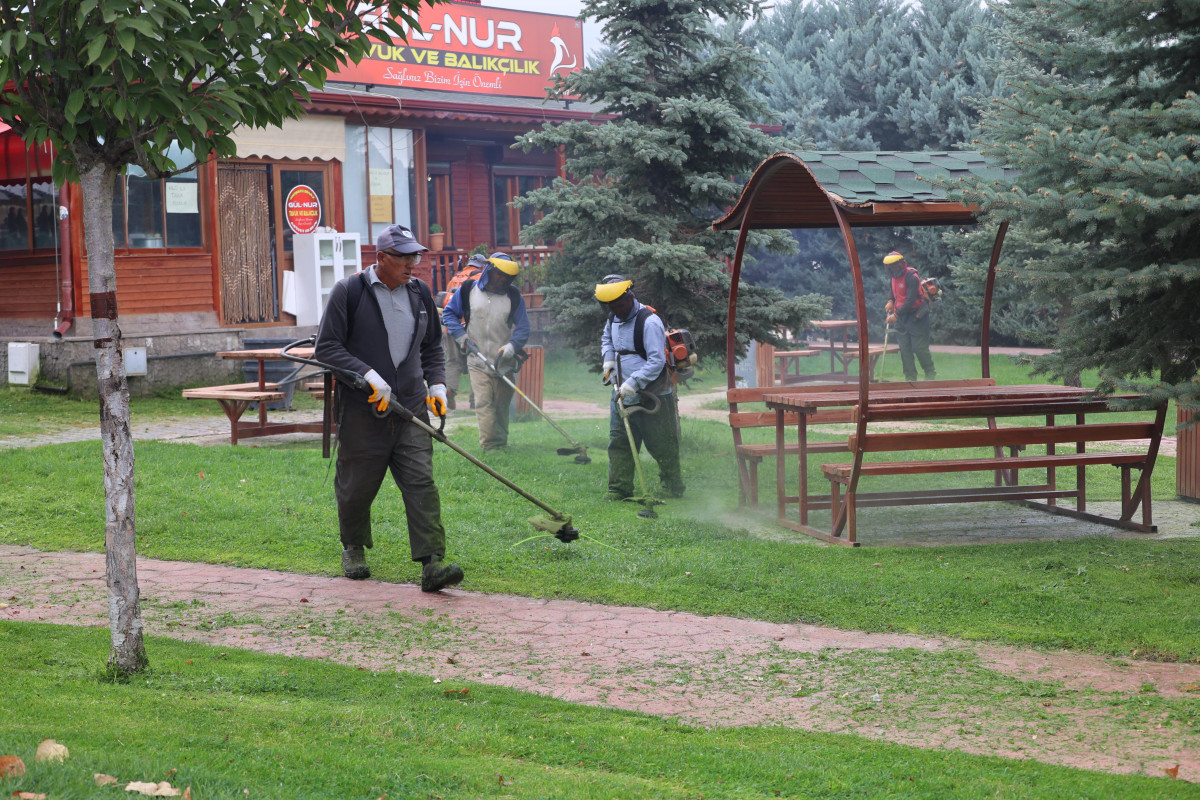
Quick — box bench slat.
[729,408,856,428]
[183,387,285,401]
[822,451,1146,478]
[863,394,1145,422]
[738,441,847,459]
[850,422,1156,453]
[726,378,996,404]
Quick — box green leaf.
[64,90,85,124]
[85,35,107,66]
[116,28,135,56]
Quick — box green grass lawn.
[1,412,1195,661]
[0,622,1192,800]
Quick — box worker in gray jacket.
[442,252,530,450]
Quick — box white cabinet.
[292,232,362,326]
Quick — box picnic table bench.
[727,379,996,508]
[183,347,335,450]
[763,384,1168,545]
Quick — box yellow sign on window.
[369,195,392,223]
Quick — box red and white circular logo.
[285,185,321,234]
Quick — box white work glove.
[618,379,638,399]
[363,368,392,413]
[497,342,515,360]
[426,383,448,417]
[602,360,616,385]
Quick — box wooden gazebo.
[712,151,1166,544]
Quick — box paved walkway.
[3,544,1197,782]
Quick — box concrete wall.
[1,317,318,396]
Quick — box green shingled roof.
[795,151,1012,203]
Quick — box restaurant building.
[0,0,591,391]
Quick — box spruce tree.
[515,0,827,368]
[744,0,1009,346]
[947,0,1200,405]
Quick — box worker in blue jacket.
[442,252,530,450]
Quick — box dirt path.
[3,545,1196,783]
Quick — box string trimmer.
[463,339,590,464]
[615,391,665,519]
[281,337,580,543]
[879,319,896,380]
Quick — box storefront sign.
[343,7,583,99]
[285,185,321,234]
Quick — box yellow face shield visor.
[594,279,633,303]
[488,257,520,276]
[883,251,905,265]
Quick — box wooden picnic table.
[761,383,1166,545]
[779,319,897,384]
[183,346,336,450]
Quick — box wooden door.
[217,164,276,324]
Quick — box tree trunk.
[1056,291,1082,388]
[79,161,147,674]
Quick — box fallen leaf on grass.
[1181,683,1200,693]
[1164,764,1180,779]
[183,788,192,800]
[443,688,469,695]
[94,773,119,785]
[0,757,24,777]
[11,791,47,799]
[34,739,68,763]
[125,780,182,796]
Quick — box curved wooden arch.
[717,151,1008,540]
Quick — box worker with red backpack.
[596,274,685,501]
[883,251,937,382]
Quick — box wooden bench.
[773,348,819,384]
[820,414,1163,541]
[183,383,286,445]
[727,379,998,508]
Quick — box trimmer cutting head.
[529,514,580,543]
[556,446,591,464]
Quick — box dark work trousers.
[334,400,446,562]
[607,392,685,498]
[897,311,936,382]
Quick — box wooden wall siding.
[449,146,494,250]
[0,255,58,317]
[78,253,215,317]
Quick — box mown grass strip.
[0,622,1192,800]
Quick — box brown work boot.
[420,555,464,592]
[342,546,370,580]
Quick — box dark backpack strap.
[459,278,476,328]
[632,306,653,360]
[345,271,369,340]
[506,284,522,328]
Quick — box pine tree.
[515,0,828,368]
[946,0,1200,405]
[744,0,1007,345]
